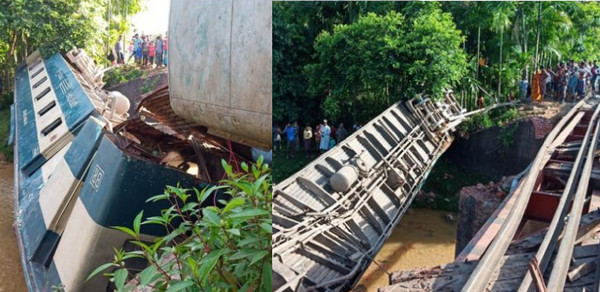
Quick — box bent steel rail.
[272,91,466,292]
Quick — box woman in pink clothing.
[162,37,168,66]
[148,41,156,67]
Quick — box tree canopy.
[0,0,144,95]
[274,1,600,126]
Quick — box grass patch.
[273,147,315,183]
[415,158,492,211]
[102,65,144,88]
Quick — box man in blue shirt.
[284,121,299,158]
[155,35,164,67]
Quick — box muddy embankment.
[448,104,566,254]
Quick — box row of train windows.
[28,59,61,136]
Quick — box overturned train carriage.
[272,93,466,292]
[11,51,250,291]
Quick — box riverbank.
[355,208,457,291]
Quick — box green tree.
[272,1,395,124]
[305,9,466,122]
[0,0,145,95]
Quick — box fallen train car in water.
[272,92,466,291]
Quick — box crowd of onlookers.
[110,33,169,68]
[273,120,362,158]
[519,60,599,104]
[276,60,600,159]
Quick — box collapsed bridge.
[272,92,466,292]
[382,96,600,291]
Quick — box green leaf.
[139,265,158,287]
[230,248,260,260]
[228,180,253,196]
[146,193,170,203]
[86,262,116,281]
[234,262,248,278]
[199,185,227,204]
[251,164,260,180]
[142,216,167,226]
[165,280,195,292]
[257,155,264,168]
[202,208,221,226]
[222,197,245,214]
[131,240,152,253]
[181,202,199,213]
[113,226,136,238]
[259,223,272,234]
[133,211,143,236]
[241,162,249,173]
[198,250,224,285]
[252,174,269,195]
[237,236,259,247]
[122,252,145,261]
[226,228,240,236]
[249,250,268,266]
[262,262,272,291]
[230,208,269,219]
[186,257,199,277]
[114,268,128,291]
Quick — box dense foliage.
[0,0,144,95]
[305,10,466,122]
[88,158,272,292]
[103,65,144,88]
[274,1,600,126]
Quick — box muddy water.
[0,165,27,292]
[356,208,457,291]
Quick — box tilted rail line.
[272,92,466,292]
[459,96,600,292]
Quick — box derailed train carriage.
[11,48,247,292]
[9,1,272,290]
[272,93,466,291]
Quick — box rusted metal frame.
[460,98,590,292]
[528,258,548,292]
[524,191,562,223]
[519,110,594,291]
[547,104,600,290]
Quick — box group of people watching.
[520,60,599,104]
[273,120,362,158]
[111,33,169,68]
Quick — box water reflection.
[0,165,27,292]
[356,208,457,291]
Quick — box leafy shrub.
[458,112,493,133]
[140,76,160,94]
[103,65,144,88]
[498,124,518,149]
[88,158,272,291]
[496,107,520,126]
[458,106,521,135]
